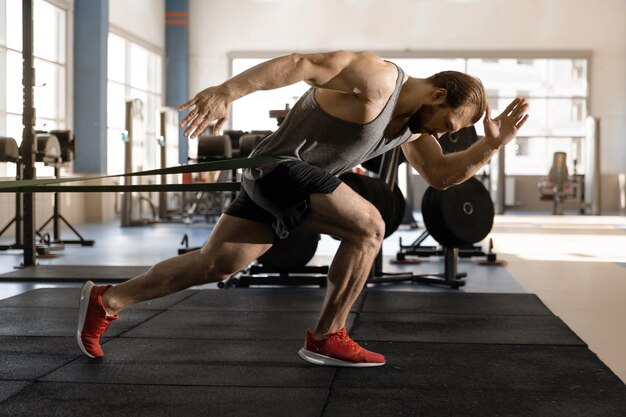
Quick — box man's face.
[408,104,475,138]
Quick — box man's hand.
[483,97,529,147]
[178,86,231,138]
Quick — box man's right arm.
[179,51,386,138]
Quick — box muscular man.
[77,51,528,367]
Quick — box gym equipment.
[250,130,273,137]
[184,135,234,222]
[28,133,61,163]
[395,177,499,273]
[0,157,274,192]
[225,228,328,288]
[34,130,95,247]
[355,147,467,288]
[198,135,232,160]
[437,125,479,154]
[397,125,501,270]
[0,137,19,163]
[238,134,266,157]
[1,132,90,254]
[421,177,494,248]
[222,130,246,157]
[269,104,290,125]
[585,116,601,214]
[121,99,159,227]
[538,151,590,215]
[158,108,183,221]
[49,129,75,162]
[0,156,272,273]
[21,0,37,265]
[258,229,320,270]
[0,137,24,252]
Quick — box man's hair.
[426,71,487,124]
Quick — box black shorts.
[225,160,342,239]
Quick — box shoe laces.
[336,331,359,353]
[89,298,114,337]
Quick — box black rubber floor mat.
[0,288,624,417]
[121,310,357,340]
[322,387,626,417]
[353,311,586,345]
[361,291,553,315]
[0,287,196,310]
[0,265,150,282]
[0,383,328,417]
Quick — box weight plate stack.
[422,177,494,247]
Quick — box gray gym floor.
[0,216,524,300]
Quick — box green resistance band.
[0,156,277,193]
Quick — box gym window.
[0,0,68,178]
[230,53,589,176]
[106,31,163,175]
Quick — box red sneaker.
[298,327,386,367]
[76,281,118,358]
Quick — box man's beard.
[408,104,436,135]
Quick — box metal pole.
[159,110,167,220]
[15,163,23,246]
[22,0,36,266]
[53,166,61,240]
[120,100,133,227]
[585,116,601,215]
[496,147,506,214]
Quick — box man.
[77,51,528,367]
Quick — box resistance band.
[0,156,277,193]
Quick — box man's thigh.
[297,182,382,241]
[200,214,276,273]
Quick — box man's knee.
[352,207,385,249]
[194,249,240,284]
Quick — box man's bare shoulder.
[343,52,399,100]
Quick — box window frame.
[106,25,165,175]
[0,0,71,177]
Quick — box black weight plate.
[437,125,479,154]
[259,229,319,269]
[422,185,462,247]
[389,186,406,237]
[440,178,494,245]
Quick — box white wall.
[109,0,165,50]
[188,0,626,179]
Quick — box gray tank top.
[245,63,412,180]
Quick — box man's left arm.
[402,98,529,190]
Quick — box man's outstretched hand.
[178,86,231,138]
[483,97,529,147]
